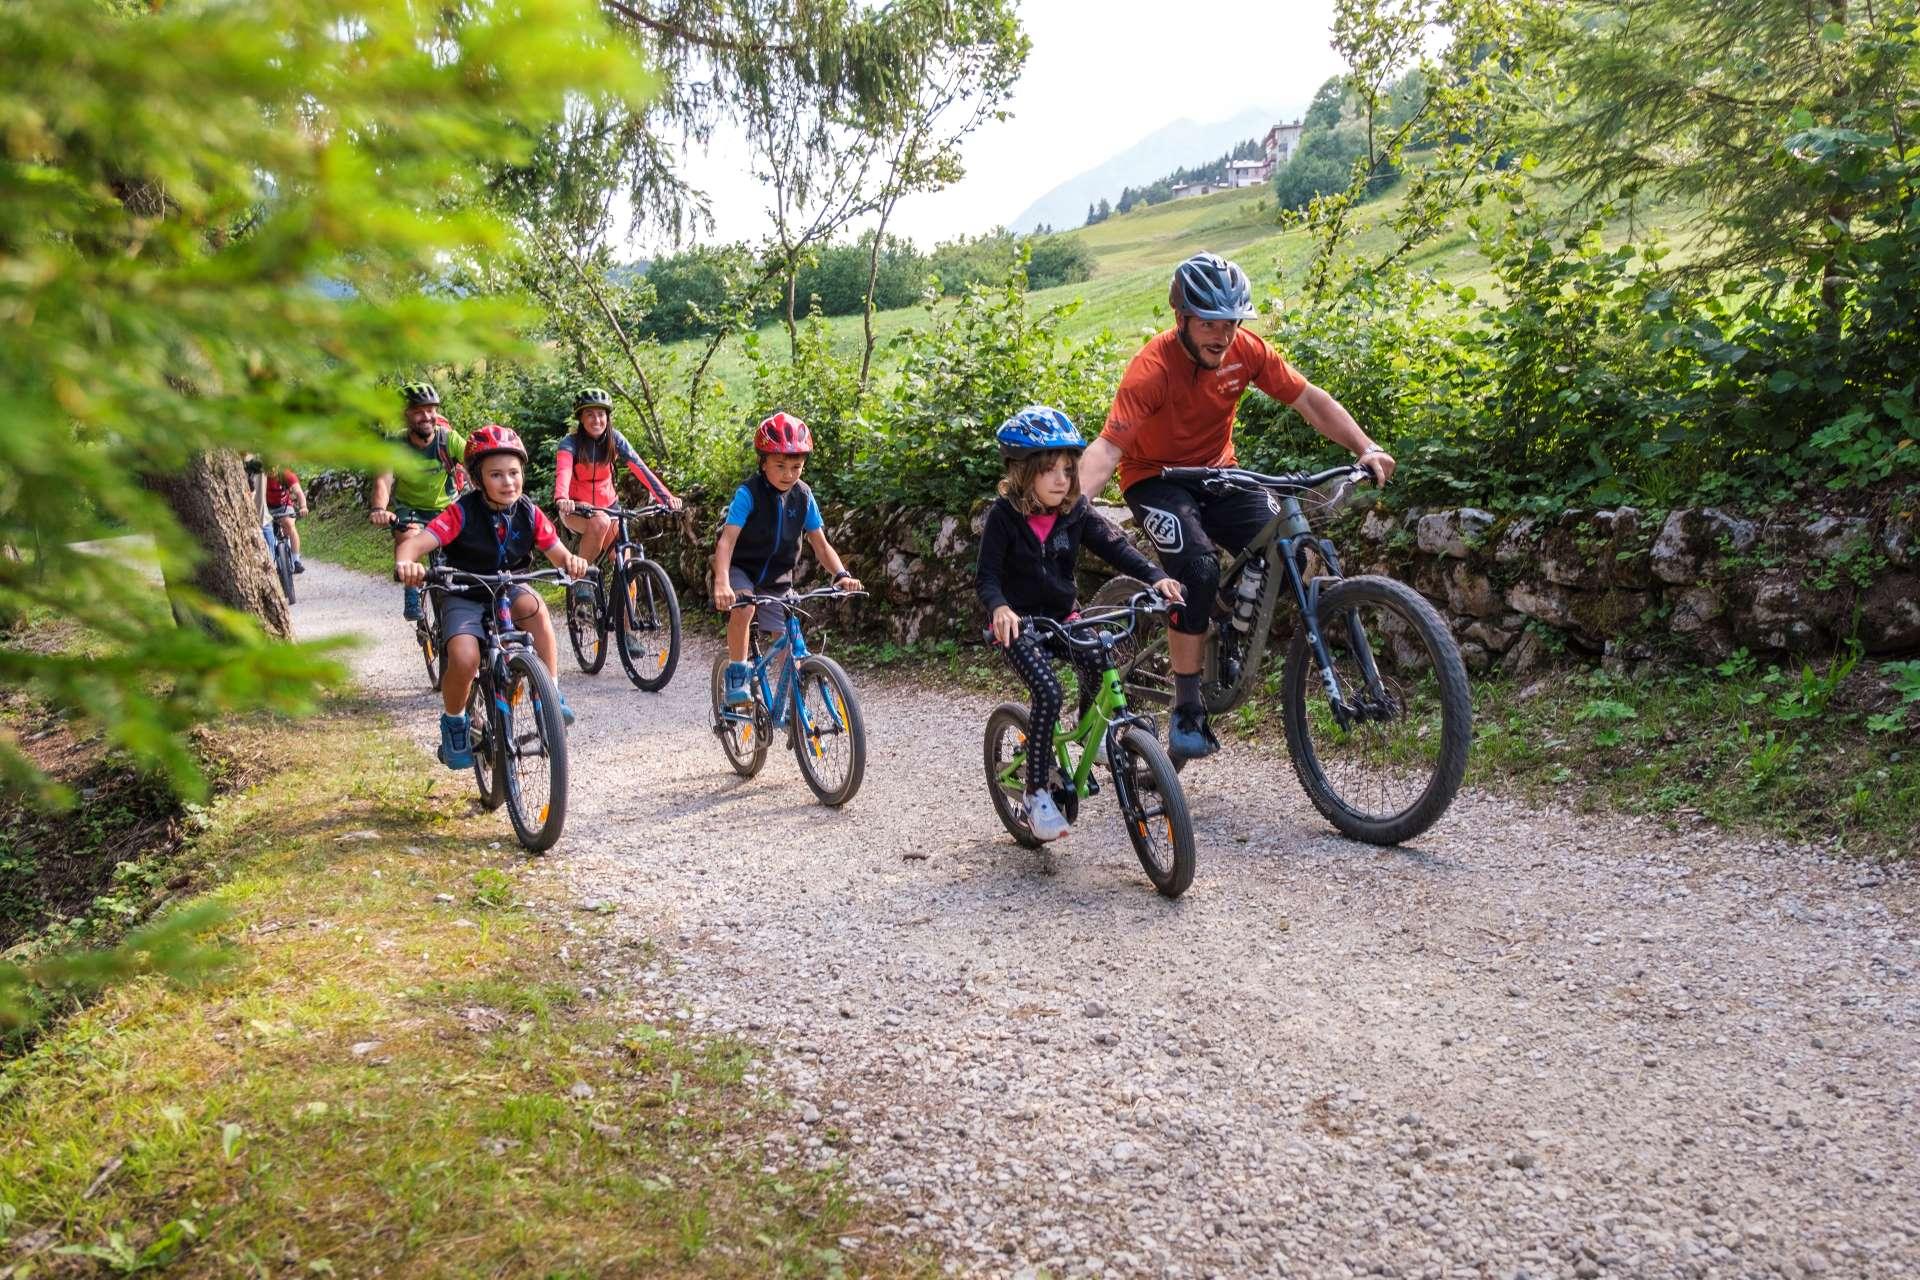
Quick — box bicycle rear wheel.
[567,579,607,674]
[614,558,682,693]
[791,655,866,807]
[1109,726,1196,898]
[275,541,296,605]
[711,654,769,778]
[1281,574,1471,845]
[500,651,568,852]
[465,679,503,811]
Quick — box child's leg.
[1001,631,1065,796]
[726,605,752,663]
[442,634,481,715]
[511,588,559,678]
[280,515,301,558]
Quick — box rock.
[1669,585,1725,634]
[1731,573,1841,652]
[1494,516,1542,566]
[1457,639,1492,674]
[1880,515,1915,566]
[1574,1261,1601,1279]
[1506,582,1575,629]
[1802,514,1871,561]
[1416,509,1494,559]
[350,1040,382,1057]
[1858,573,1920,654]
[1446,564,1503,618]
[1500,628,1550,675]
[570,1080,595,1100]
[1083,1001,1108,1018]
[1651,508,1758,584]
[1507,1150,1536,1170]
[799,1103,822,1125]
[932,514,968,559]
[1359,509,1398,545]
[1462,616,1524,652]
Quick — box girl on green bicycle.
[975,407,1182,841]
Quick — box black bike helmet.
[1168,252,1257,321]
[401,381,441,407]
[572,386,614,415]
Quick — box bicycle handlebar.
[423,566,575,592]
[727,586,868,614]
[1160,462,1368,491]
[565,502,673,521]
[1019,591,1169,652]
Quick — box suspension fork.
[1279,534,1361,727]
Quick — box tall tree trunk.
[784,260,800,358]
[145,450,294,640]
[859,204,895,393]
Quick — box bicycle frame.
[995,663,1153,803]
[717,597,854,746]
[1123,471,1387,723]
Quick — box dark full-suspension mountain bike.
[710,587,867,807]
[423,566,572,853]
[561,503,682,693]
[264,505,298,605]
[1093,462,1472,846]
[982,592,1197,899]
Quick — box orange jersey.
[1099,327,1307,491]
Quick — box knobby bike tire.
[501,650,568,852]
[567,578,608,675]
[1280,574,1471,846]
[465,679,504,811]
[615,558,682,693]
[420,613,443,693]
[711,654,769,778]
[275,543,296,605]
[790,654,866,807]
[1110,726,1196,899]
[982,703,1043,848]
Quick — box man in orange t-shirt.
[1076,252,1395,760]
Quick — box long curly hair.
[997,448,1081,516]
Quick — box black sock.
[1174,671,1202,708]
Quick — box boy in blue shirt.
[710,412,862,705]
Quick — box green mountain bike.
[982,593,1196,899]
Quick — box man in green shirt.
[370,382,467,620]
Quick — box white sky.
[627,0,1345,257]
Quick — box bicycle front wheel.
[419,613,443,693]
[1281,575,1471,845]
[465,679,504,811]
[710,654,769,778]
[567,580,607,675]
[500,651,568,853]
[614,559,682,693]
[791,655,865,807]
[275,542,296,605]
[1110,726,1196,899]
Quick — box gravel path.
[300,560,1919,1280]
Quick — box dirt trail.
[302,560,1919,1280]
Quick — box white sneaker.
[1024,790,1070,841]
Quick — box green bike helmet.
[572,386,614,416]
[401,381,441,407]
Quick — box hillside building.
[1262,119,1304,175]
[1226,158,1268,188]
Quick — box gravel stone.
[308,561,1920,1279]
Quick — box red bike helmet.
[463,423,529,469]
[754,411,814,455]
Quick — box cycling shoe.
[1168,703,1220,762]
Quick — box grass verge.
[0,702,924,1278]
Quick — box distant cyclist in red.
[263,466,308,573]
[553,386,681,600]
[1075,252,1396,762]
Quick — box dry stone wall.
[649,496,1920,671]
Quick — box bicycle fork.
[1279,535,1391,731]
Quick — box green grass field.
[674,172,1701,412]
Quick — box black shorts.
[1123,474,1277,633]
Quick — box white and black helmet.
[1168,252,1257,321]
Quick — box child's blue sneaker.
[558,694,576,727]
[437,712,473,769]
[403,586,423,622]
[723,661,752,705]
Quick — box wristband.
[1356,447,1387,463]
[832,569,852,583]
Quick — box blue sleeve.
[803,492,823,533]
[724,485,754,528]
[612,431,642,465]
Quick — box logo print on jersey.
[1139,506,1184,552]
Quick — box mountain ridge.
[1008,105,1298,233]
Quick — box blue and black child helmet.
[995,405,1086,458]
[1168,252,1257,321]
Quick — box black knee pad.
[1171,553,1220,634]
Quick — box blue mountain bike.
[710,587,867,807]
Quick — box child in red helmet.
[710,412,862,705]
[395,424,591,769]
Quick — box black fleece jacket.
[975,495,1161,622]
